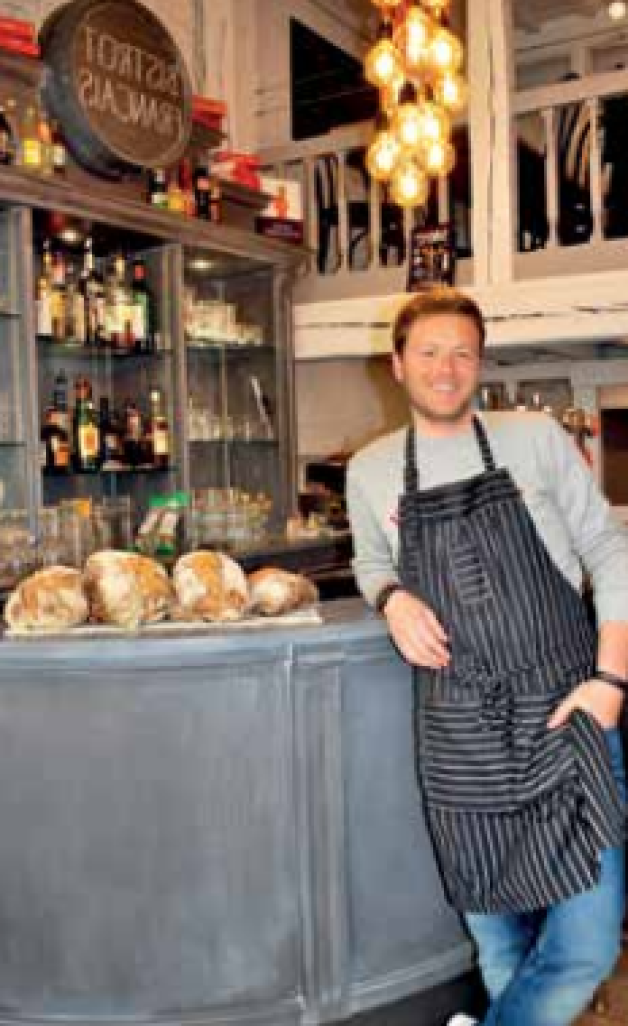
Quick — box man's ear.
[392,351,403,384]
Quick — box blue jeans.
[464,728,626,1026]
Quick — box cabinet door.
[182,250,294,551]
[31,214,180,559]
[0,208,31,513]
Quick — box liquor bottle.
[41,406,70,472]
[80,239,106,346]
[193,161,211,220]
[148,168,168,208]
[210,177,221,223]
[179,159,196,218]
[98,396,123,467]
[105,253,133,350]
[0,102,14,164]
[65,263,86,345]
[73,376,100,472]
[50,248,66,342]
[38,108,53,175]
[36,240,53,338]
[148,388,169,469]
[167,173,185,214]
[52,368,70,435]
[51,120,66,176]
[130,257,154,353]
[123,398,143,466]
[19,104,41,169]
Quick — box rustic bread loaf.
[172,551,249,621]
[84,550,173,629]
[5,566,89,633]
[248,568,319,615]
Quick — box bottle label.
[132,299,146,342]
[53,143,66,169]
[37,297,52,337]
[153,427,169,457]
[79,423,99,459]
[23,139,41,167]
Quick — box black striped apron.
[399,416,625,914]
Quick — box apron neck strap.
[404,414,496,494]
[472,415,497,471]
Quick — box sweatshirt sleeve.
[346,459,399,607]
[540,416,628,624]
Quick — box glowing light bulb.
[421,139,456,176]
[429,26,464,74]
[433,72,468,113]
[417,100,450,145]
[371,0,404,9]
[608,0,627,18]
[380,70,405,115]
[395,102,423,151]
[390,158,429,207]
[364,24,399,88]
[394,4,434,76]
[366,128,400,182]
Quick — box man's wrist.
[593,668,628,694]
[375,582,402,616]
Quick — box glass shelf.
[0,440,25,448]
[0,303,20,319]
[44,464,177,478]
[37,337,173,359]
[189,438,277,446]
[186,339,274,353]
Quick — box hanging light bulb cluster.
[364,0,467,207]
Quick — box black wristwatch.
[375,582,402,615]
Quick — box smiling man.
[346,288,628,1026]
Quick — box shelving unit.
[0,166,299,550]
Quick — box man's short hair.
[392,288,486,355]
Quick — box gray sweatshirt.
[346,411,628,625]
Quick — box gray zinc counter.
[0,599,473,1026]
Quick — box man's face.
[392,313,482,431]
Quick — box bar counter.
[0,599,473,1026]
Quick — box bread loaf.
[172,551,249,621]
[84,550,173,629]
[5,566,88,633]
[248,568,318,616]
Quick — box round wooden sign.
[40,0,192,178]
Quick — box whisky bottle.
[148,388,169,469]
[123,398,143,466]
[0,102,14,165]
[52,368,70,435]
[167,174,185,214]
[193,161,211,220]
[20,104,41,169]
[148,168,168,208]
[38,108,53,175]
[80,239,106,346]
[98,396,123,467]
[36,240,53,338]
[65,263,86,345]
[130,258,154,353]
[105,253,132,350]
[41,407,70,472]
[51,120,66,176]
[50,248,66,342]
[73,376,100,472]
[179,159,196,218]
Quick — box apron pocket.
[448,540,493,605]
